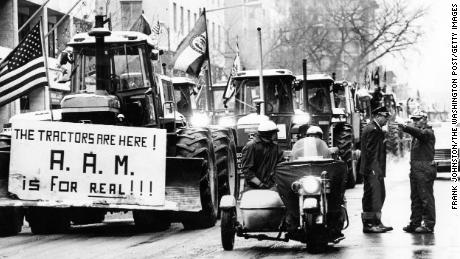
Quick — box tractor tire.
[133,210,171,232]
[176,128,218,229]
[26,208,70,234]
[211,127,238,202]
[333,124,356,189]
[0,207,23,236]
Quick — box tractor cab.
[231,69,296,150]
[171,77,199,122]
[60,31,161,127]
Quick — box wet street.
[0,157,458,259]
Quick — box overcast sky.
[381,0,452,106]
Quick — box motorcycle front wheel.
[221,209,236,250]
[305,214,328,253]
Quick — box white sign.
[8,121,166,207]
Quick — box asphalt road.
[0,156,459,259]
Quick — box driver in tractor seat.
[309,89,328,113]
[241,120,284,191]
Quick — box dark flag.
[0,22,47,106]
[173,13,207,77]
[373,67,380,87]
[130,15,152,35]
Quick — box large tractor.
[0,16,224,235]
[295,74,361,188]
[168,76,238,201]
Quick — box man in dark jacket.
[241,120,284,190]
[360,106,393,233]
[398,110,436,233]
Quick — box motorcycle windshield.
[291,137,332,161]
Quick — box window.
[218,25,221,51]
[212,22,215,48]
[187,10,191,32]
[180,6,184,34]
[173,3,177,32]
[48,22,56,58]
[120,1,142,30]
[194,13,197,22]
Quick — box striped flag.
[152,21,161,35]
[173,13,207,77]
[223,40,242,105]
[0,22,47,107]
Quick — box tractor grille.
[434,149,450,160]
[165,186,201,211]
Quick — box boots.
[375,212,393,231]
[362,212,386,233]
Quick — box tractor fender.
[220,195,236,209]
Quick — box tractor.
[168,76,238,200]
[295,74,361,188]
[0,15,230,236]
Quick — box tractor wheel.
[211,127,238,202]
[220,209,236,251]
[133,210,171,232]
[26,208,70,234]
[333,124,356,189]
[0,207,23,236]
[176,128,218,229]
[386,124,400,157]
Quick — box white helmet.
[257,120,279,132]
[306,126,323,136]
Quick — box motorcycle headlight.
[291,176,321,195]
[218,116,235,127]
[190,113,210,127]
[292,113,310,125]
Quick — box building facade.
[0,0,92,125]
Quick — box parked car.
[431,122,450,173]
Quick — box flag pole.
[39,18,54,121]
[203,9,214,117]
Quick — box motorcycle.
[219,138,349,253]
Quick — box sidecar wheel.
[221,209,236,250]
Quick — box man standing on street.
[360,106,393,233]
[241,120,283,190]
[398,110,436,233]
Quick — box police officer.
[291,126,332,160]
[360,106,393,233]
[398,110,436,233]
[241,120,283,190]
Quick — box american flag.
[0,22,47,106]
[152,21,161,35]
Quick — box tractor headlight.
[218,116,235,127]
[292,113,310,125]
[191,113,210,127]
[291,176,321,195]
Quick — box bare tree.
[265,0,425,81]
